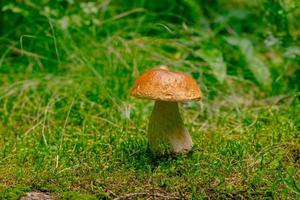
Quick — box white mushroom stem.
[148,101,192,153]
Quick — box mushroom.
[130,66,202,153]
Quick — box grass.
[0,0,300,199]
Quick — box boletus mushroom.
[130,66,202,153]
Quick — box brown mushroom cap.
[130,67,202,101]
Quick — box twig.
[113,192,180,200]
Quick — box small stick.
[113,192,180,200]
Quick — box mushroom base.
[148,101,192,153]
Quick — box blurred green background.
[1,0,299,92]
[0,0,299,199]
